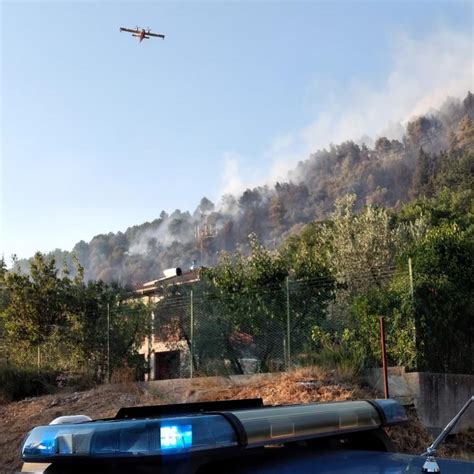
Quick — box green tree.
[1,253,70,349]
[287,196,418,371]
[269,196,287,239]
[320,194,405,291]
[412,147,437,198]
[409,223,474,373]
[0,252,149,378]
[454,115,474,153]
[349,283,416,369]
[203,234,288,372]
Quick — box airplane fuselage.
[120,26,164,43]
[131,30,147,42]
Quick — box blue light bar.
[160,425,192,450]
[22,415,237,461]
[229,400,383,447]
[370,399,408,426]
[22,399,407,463]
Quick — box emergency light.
[21,399,407,462]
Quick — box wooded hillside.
[13,92,474,287]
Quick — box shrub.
[308,326,366,377]
[0,364,59,402]
[110,366,136,384]
[63,371,97,392]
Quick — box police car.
[20,398,474,474]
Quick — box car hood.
[20,450,474,474]
[228,450,474,474]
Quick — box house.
[133,267,201,381]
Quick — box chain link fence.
[0,265,416,386]
[0,303,150,385]
[144,266,413,380]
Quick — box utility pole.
[195,215,216,266]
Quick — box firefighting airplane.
[119,26,165,42]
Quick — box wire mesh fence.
[143,265,413,380]
[0,303,150,382]
[0,264,416,385]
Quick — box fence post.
[379,316,389,399]
[37,345,40,373]
[408,257,418,370]
[148,311,154,381]
[286,276,291,370]
[190,290,194,379]
[408,257,414,302]
[106,302,110,383]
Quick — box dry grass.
[386,405,433,454]
[1,367,473,473]
[388,405,474,461]
[191,367,375,405]
[109,367,143,395]
[0,384,151,473]
[437,430,474,461]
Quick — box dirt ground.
[1,368,472,473]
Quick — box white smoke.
[218,151,247,197]
[132,27,472,259]
[304,28,472,148]
[128,212,195,256]
[222,27,473,186]
[128,219,171,256]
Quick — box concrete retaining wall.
[365,367,474,434]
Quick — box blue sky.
[1,0,473,260]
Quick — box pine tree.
[455,115,474,153]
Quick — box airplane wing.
[120,27,139,34]
[146,32,165,39]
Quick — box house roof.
[134,268,202,296]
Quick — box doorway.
[153,350,180,380]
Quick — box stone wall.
[365,367,474,434]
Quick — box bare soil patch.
[1,369,472,473]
